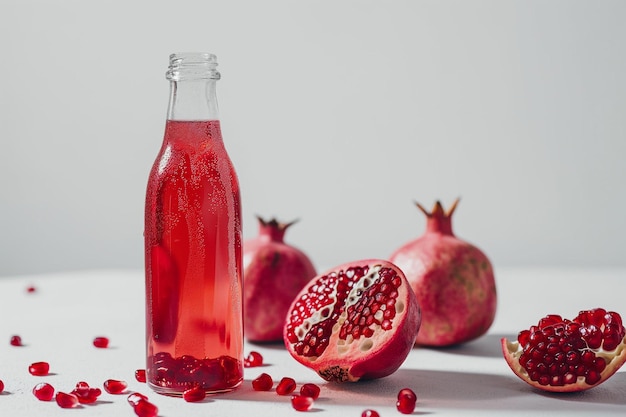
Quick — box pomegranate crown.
[256,215,299,241]
[414,198,460,235]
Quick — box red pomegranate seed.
[252,373,273,391]
[291,394,314,411]
[10,335,23,346]
[397,387,417,402]
[276,377,297,395]
[93,336,110,348]
[71,381,102,404]
[396,394,417,414]
[362,410,380,417]
[28,361,50,376]
[0,380,4,393]
[55,392,79,408]
[103,379,128,394]
[183,385,206,402]
[26,285,36,293]
[133,398,159,417]
[300,383,320,399]
[33,382,55,401]
[135,369,147,383]
[244,351,264,367]
[127,392,149,406]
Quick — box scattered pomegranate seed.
[71,381,102,404]
[397,387,417,402]
[135,369,147,383]
[361,410,380,417]
[93,336,110,348]
[183,385,206,402]
[396,394,417,414]
[26,285,36,293]
[10,335,23,346]
[291,394,314,412]
[244,351,264,367]
[28,361,50,376]
[299,383,320,399]
[0,379,4,393]
[33,382,55,401]
[55,391,79,408]
[133,398,159,417]
[103,379,128,394]
[276,377,297,395]
[127,392,149,406]
[252,373,273,391]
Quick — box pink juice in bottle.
[144,119,243,395]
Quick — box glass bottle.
[144,52,243,395]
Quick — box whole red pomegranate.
[502,308,626,392]
[389,199,496,346]
[244,216,317,342]
[283,259,421,382]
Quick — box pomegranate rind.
[243,217,317,342]
[283,259,421,382]
[501,335,626,392]
[389,199,496,347]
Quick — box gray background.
[2,0,625,276]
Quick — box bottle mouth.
[166,52,221,81]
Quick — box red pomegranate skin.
[390,199,496,346]
[244,217,317,342]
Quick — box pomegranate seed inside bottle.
[28,361,50,376]
[276,377,297,395]
[183,385,206,402]
[300,383,321,399]
[93,336,110,348]
[362,410,380,417]
[135,369,147,383]
[103,379,128,394]
[133,398,159,417]
[33,382,55,401]
[252,373,273,391]
[55,392,79,408]
[244,351,264,367]
[291,394,314,412]
[10,335,23,346]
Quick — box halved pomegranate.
[283,259,420,382]
[502,308,626,392]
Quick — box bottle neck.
[165,52,221,121]
[167,79,219,121]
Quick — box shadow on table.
[229,367,626,410]
[414,333,516,358]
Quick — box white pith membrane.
[503,331,626,392]
[291,264,405,360]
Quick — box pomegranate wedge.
[502,308,626,392]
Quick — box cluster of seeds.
[148,352,242,391]
[285,265,403,358]
[516,308,625,387]
[339,267,402,340]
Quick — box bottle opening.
[166,52,221,81]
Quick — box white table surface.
[1,267,625,416]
